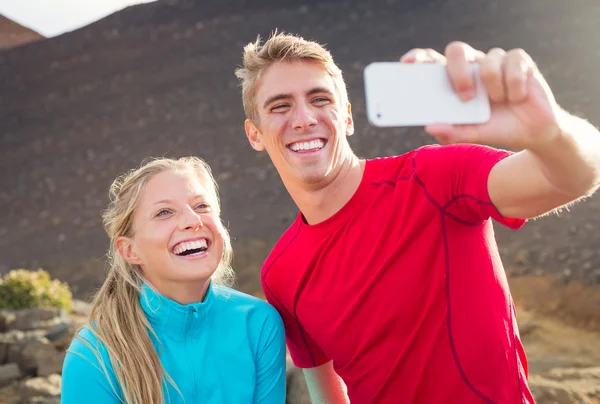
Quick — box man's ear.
[116,236,142,266]
[244,119,265,151]
[346,103,355,136]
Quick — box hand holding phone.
[363,62,491,127]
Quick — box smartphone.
[363,62,491,127]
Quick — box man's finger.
[426,123,483,145]
[504,48,534,103]
[445,41,485,101]
[479,48,507,103]
[400,48,446,64]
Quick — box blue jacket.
[61,282,286,403]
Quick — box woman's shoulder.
[212,286,282,324]
[66,325,111,368]
[62,326,123,402]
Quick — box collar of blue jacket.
[139,280,217,341]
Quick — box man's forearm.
[529,109,600,198]
[303,363,349,404]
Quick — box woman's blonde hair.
[235,31,349,123]
[78,156,234,404]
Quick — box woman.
[61,157,286,403]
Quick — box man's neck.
[286,155,365,225]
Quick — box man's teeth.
[173,239,208,255]
[290,139,324,152]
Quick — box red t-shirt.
[261,144,535,403]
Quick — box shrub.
[0,269,72,311]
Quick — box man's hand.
[401,42,561,152]
[400,42,600,219]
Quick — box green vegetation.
[0,269,72,311]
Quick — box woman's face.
[118,169,225,295]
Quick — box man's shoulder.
[414,143,509,165]
[364,146,435,177]
[368,144,507,176]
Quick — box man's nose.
[292,103,318,132]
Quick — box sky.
[0,0,157,37]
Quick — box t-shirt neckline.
[296,159,373,236]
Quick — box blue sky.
[0,0,156,37]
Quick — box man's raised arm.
[402,42,600,219]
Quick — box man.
[235,32,600,403]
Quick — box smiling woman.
[60,156,286,404]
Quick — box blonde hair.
[77,156,234,404]
[235,31,349,123]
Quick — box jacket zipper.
[186,307,199,403]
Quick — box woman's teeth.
[173,239,208,256]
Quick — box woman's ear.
[245,119,265,151]
[116,236,142,265]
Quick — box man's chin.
[296,168,331,186]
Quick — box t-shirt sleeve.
[252,303,287,403]
[414,144,526,228]
[61,328,122,404]
[262,280,330,368]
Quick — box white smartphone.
[363,62,491,127]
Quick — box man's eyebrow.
[262,87,334,109]
[263,93,291,109]
[306,87,334,97]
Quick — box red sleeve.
[414,144,525,228]
[261,277,329,368]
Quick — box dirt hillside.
[0,15,44,49]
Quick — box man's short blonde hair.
[235,31,349,123]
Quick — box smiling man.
[235,32,600,403]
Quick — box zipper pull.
[192,307,199,318]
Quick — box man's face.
[245,61,354,188]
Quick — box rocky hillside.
[0,15,44,50]
[1,0,600,301]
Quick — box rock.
[27,398,61,404]
[20,374,61,401]
[518,320,538,337]
[529,367,600,404]
[9,309,65,332]
[530,380,588,404]
[0,311,16,332]
[0,343,7,365]
[70,300,92,317]
[1,330,52,363]
[286,355,310,404]
[8,340,64,377]
[0,363,21,388]
[44,321,79,350]
[0,383,20,404]
[0,331,28,364]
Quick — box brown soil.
[0,15,44,50]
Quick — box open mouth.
[172,238,209,257]
[288,139,326,153]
